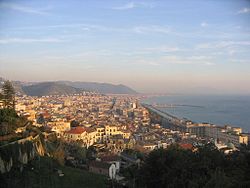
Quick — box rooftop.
[66,127,86,134]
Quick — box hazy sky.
[0,0,250,94]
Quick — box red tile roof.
[66,127,86,134]
[179,143,193,150]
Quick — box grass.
[1,157,108,188]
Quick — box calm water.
[142,95,250,132]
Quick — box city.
[1,0,250,187]
[0,80,249,187]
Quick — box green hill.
[58,81,137,94]
[1,77,138,95]
[22,82,83,96]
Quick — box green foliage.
[0,141,34,164]
[123,148,145,160]
[86,146,97,160]
[0,92,3,100]
[0,156,107,188]
[133,144,250,188]
[65,142,88,163]
[36,114,45,124]
[70,120,79,127]
[1,80,15,109]
[0,108,18,136]
[0,108,27,136]
[53,145,65,166]
[0,108,18,124]
[75,147,86,161]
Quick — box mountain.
[12,81,26,95]
[22,82,82,96]
[57,81,137,94]
[0,77,137,95]
[0,77,25,95]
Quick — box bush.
[135,144,250,188]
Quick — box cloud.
[196,41,250,49]
[201,22,208,27]
[112,2,136,10]
[112,2,155,10]
[0,38,64,44]
[229,59,249,63]
[237,7,250,14]
[161,55,214,65]
[135,55,214,66]
[0,2,50,15]
[133,25,171,34]
[143,46,180,53]
[134,59,161,66]
[228,50,236,56]
[7,23,171,36]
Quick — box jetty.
[142,103,190,132]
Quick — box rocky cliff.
[0,135,45,173]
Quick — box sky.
[0,0,250,94]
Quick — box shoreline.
[140,95,250,133]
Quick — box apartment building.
[188,124,248,147]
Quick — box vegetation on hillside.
[130,144,250,188]
[0,80,15,109]
[22,82,83,96]
[0,108,27,137]
[0,156,107,188]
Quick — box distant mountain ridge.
[22,82,83,96]
[0,77,137,96]
[57,81,137,94]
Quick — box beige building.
[86,128,98,147]
[64,127,87,143]
[188,124,248,147]
[49,121,71,137]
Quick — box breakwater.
[142,103,189,132]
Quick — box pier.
[151,103,204,108]
[142,103,189,132]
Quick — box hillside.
[0,77,24,95]
[0,157,107,188]
[0,77,137,95]
[58,81,137,94]
[22,82,82,96]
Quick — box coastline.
[140,95,250,133]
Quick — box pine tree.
[1,80,15,109]
[0,92,3,106]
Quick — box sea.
[141,95,250,133]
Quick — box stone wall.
[0,134,45,173]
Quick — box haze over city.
[0,0,250,94]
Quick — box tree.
[70,120,79,127]
[205,168,232,188]
[0,89,3,107]
[0,108,19,135]
[0,92,3,100]
[86,146,97,160]
[134,143,250,188]
[1,81,15,109]
[52,142,65,165]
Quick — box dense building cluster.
[1,90,249,182]
[14,93,178,154]
[13,93,249,157]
